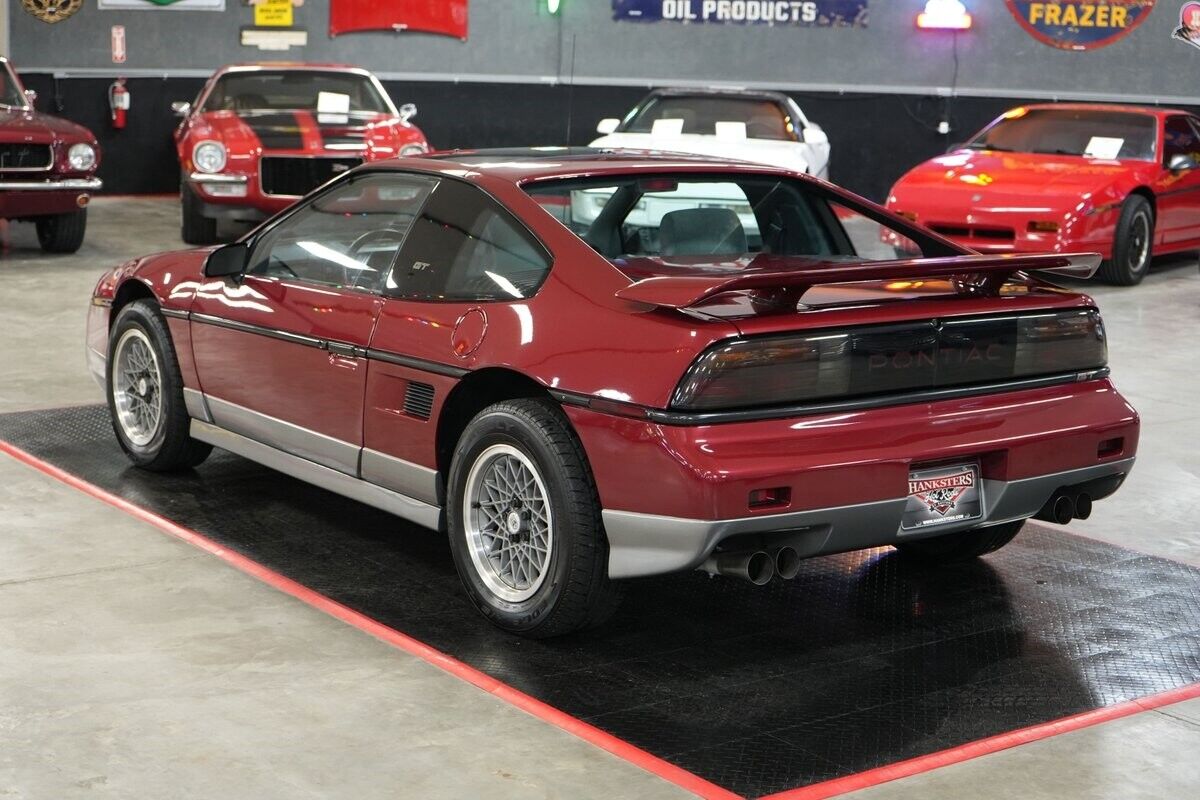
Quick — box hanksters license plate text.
[902,464,983,530]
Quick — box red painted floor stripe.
[6,435,1199,800]
[761,681,1200,800]
[0,440,741,800]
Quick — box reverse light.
[917,0,972,29]
[1028,221,1060,233]
[192,140,227,174]
[67,143,97,171]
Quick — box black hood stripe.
[239,112,305,150]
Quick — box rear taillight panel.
[670,309,1107,412]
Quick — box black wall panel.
[22,75,1199,202]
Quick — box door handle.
[326,341,361,358]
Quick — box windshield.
[0,62,27,108]
[202,70,390,114]
[623,96,794,140]
[967,108,1157,160]
[525,173,922,264]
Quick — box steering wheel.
[346,229,405,290]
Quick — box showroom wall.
[7,1,1199,199]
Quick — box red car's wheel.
[107,299,212,472]
[35,209,87,253]
[446,398,622,637]
[180,179,219,246]
[893,520,1025,563]
[1099,195,1153,286]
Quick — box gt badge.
[21,0,83,23]
[902,464,984,529]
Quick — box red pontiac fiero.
[173,63,428,245]
[886,104,1200,286]
[86,149,1138,636]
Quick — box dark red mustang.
[86,149,1138,636]
[0,56,101,253]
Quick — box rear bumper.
[568,377,1139,579]
[601,459,1132,578]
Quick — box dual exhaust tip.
[702,546,801,585]
[1035,490,1092,525]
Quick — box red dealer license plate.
[902,463,984,530]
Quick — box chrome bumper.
[188,172,247,185]
[0,177,102,191]
[601,458,1135,579]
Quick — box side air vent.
[404,381,435,420]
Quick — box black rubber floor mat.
[4,405,1198,798]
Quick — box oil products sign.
[1004,1,1156,50]
[612,1,869,26]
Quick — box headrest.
[658,207,747,256]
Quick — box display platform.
[3,405,1198,799]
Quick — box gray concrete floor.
[0,198,1197,798]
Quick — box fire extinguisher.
[109,79,129,129]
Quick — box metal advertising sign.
[98,0,226,9]
[1002,1,1156,50]
[612,0,869,27]
[21,0,84,23]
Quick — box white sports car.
[591,88,831,178]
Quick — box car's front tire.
[446,398,622,638]
[107,299,212,472]
[893,520,1025,563]
[1099,195,1153,286]
[35,209,87,253]
[180,180,219,246]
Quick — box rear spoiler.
[614,253,1101,309]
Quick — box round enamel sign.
[1003,1,1156,51]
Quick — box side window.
[387,179,551,301]
[1163,116,1200,167]
[246,172,436,293]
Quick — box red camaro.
[86,149,1138,636]
[0,56,101,253]
[173,63,429,245]
[886,104,1200,285]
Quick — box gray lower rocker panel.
[190,419,442,531]
[205,395,360,477]
[601,458,1135,579]
[361,448,440,506]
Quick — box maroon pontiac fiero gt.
[86,149,1138,636]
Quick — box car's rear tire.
[1099,195,1153,286]
[35,209,87,253]
[181,180,219,246]
[107,299,212,472]
[446,398,622,638]
[893,520,1025,563]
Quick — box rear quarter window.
[386,179,551,301]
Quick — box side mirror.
[171,101,191,117]
[1168,153,1198,171]
[596,118,620,135]
[802,126,829,146]
[399,103,417,122]
[23,89,37,107]
[204,242,248,278]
